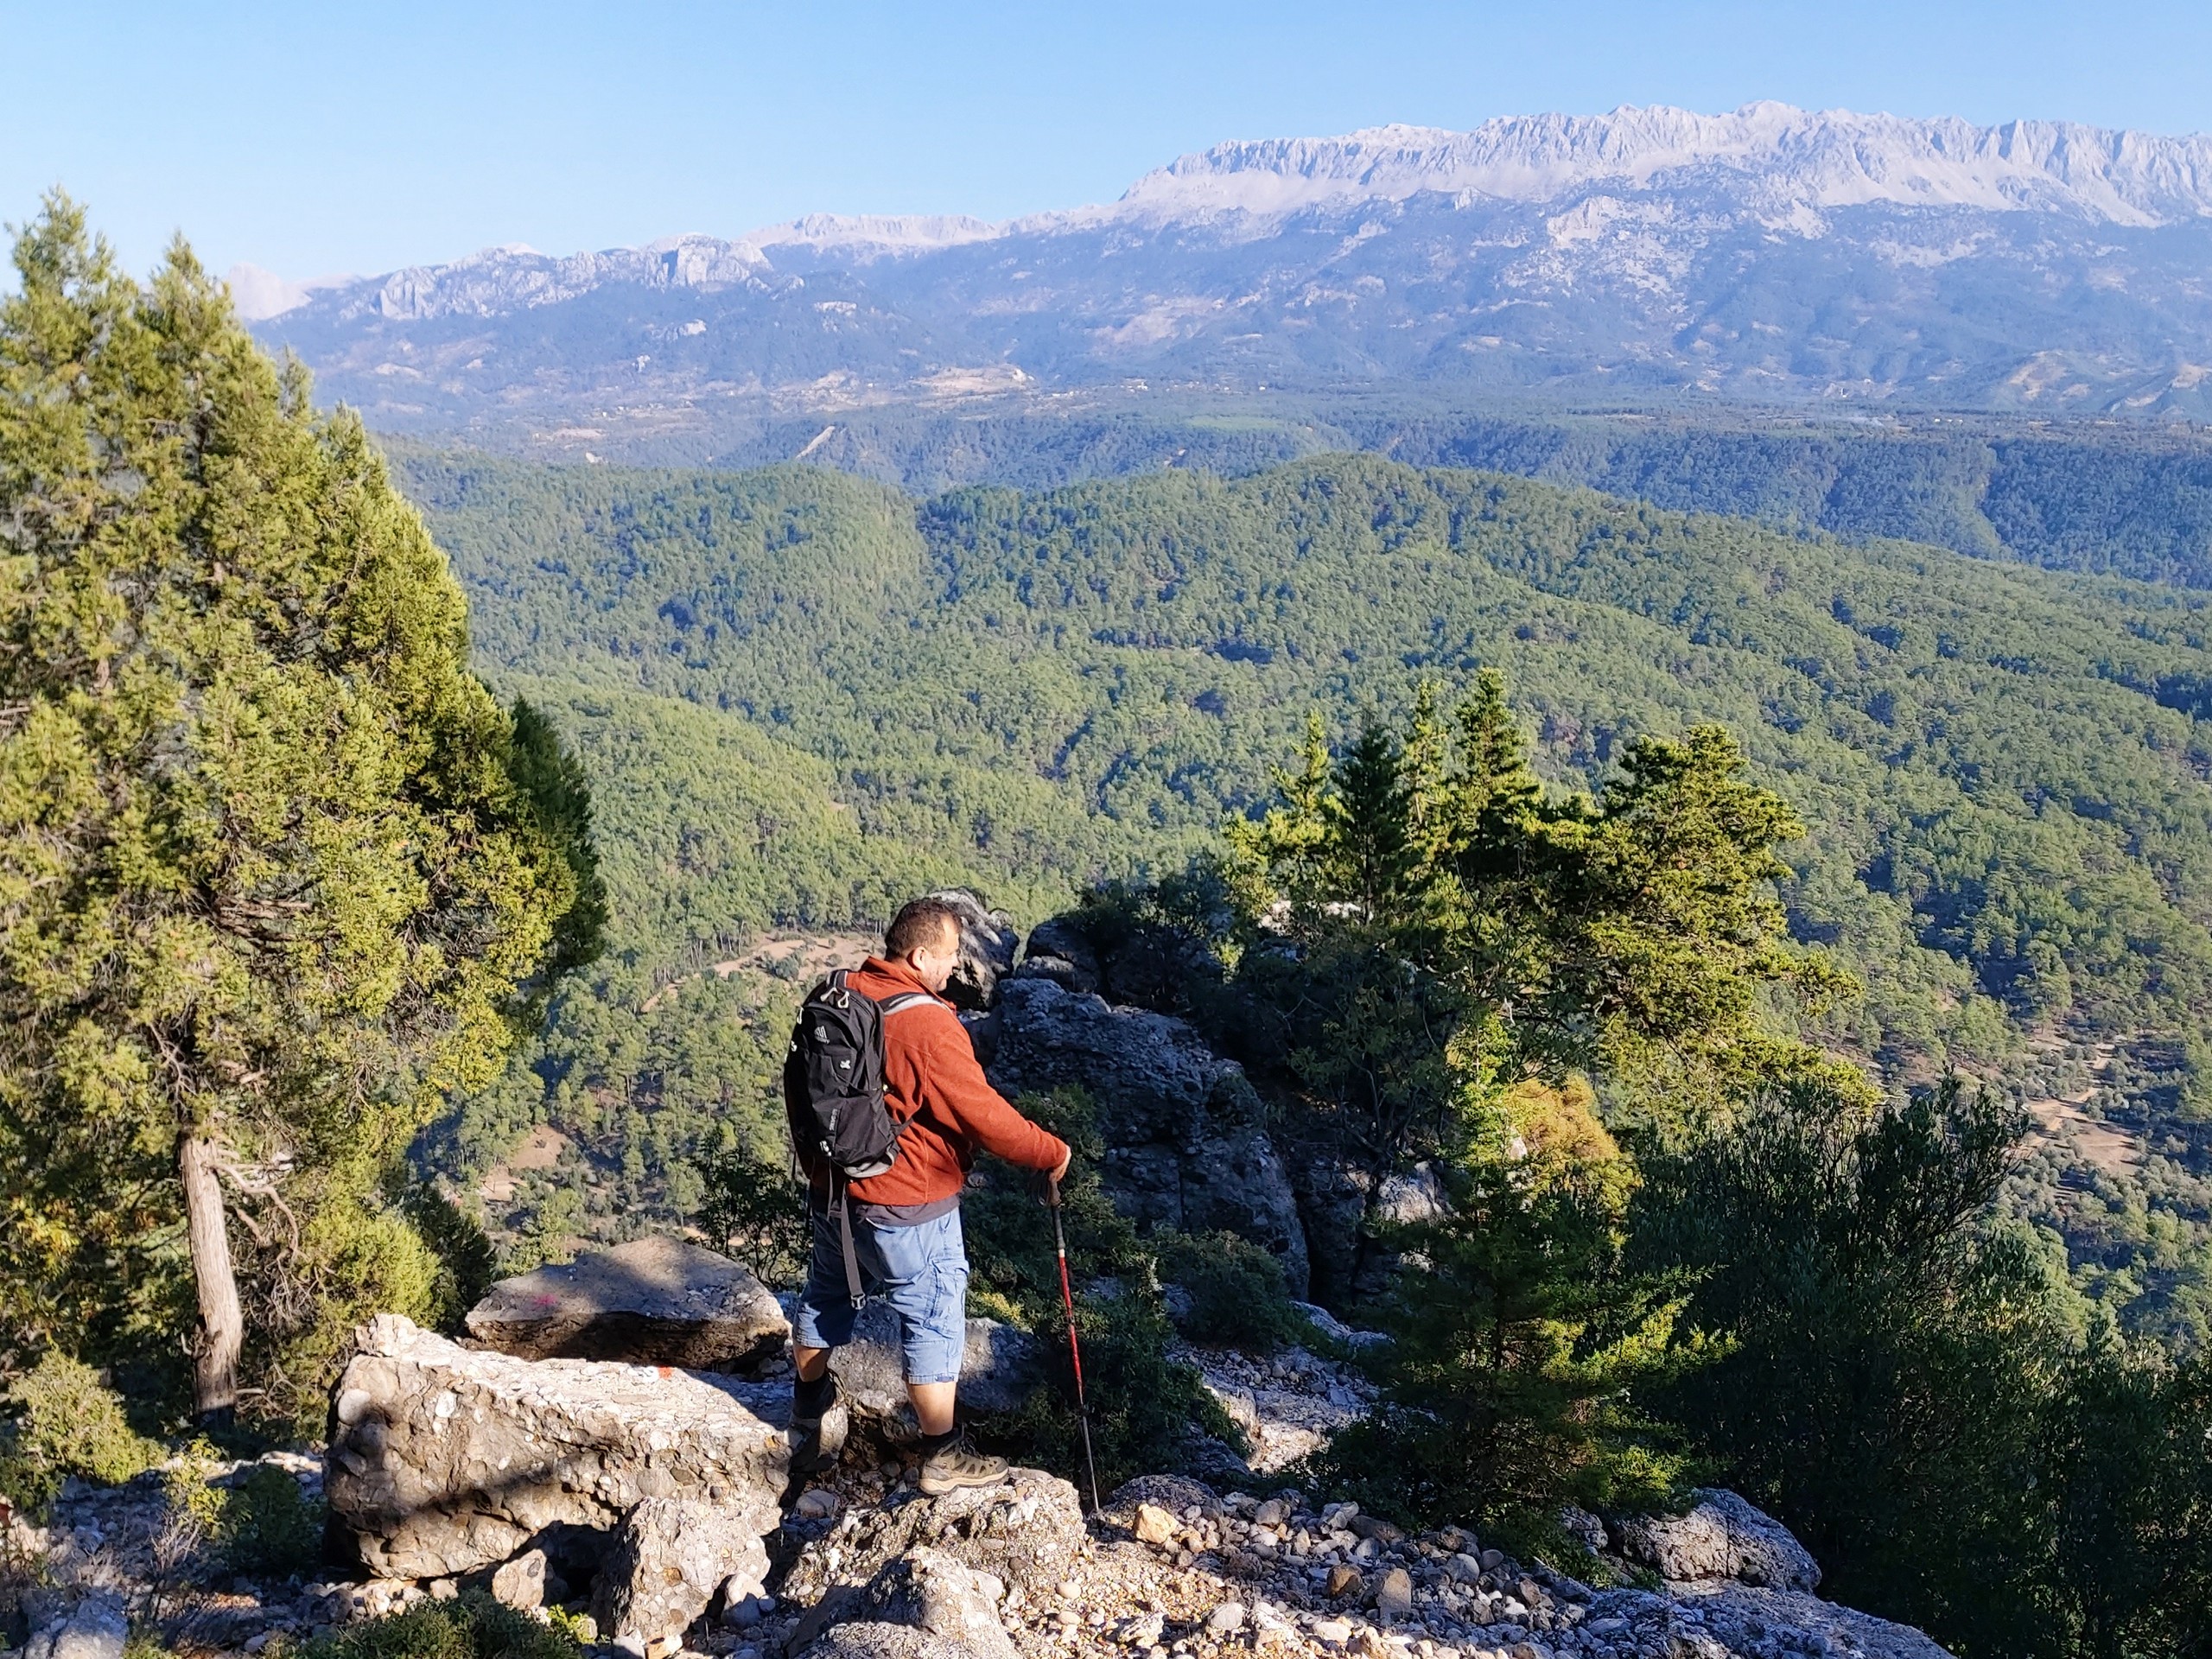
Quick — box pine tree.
[0,199,586,1421]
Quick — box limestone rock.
[801,1624,983,1659]
[490,1548,546,1611]
[877,1547,1017,1659]
[1017,918,1098,995]
[782,1469,1085,1652]
[464,1236,788,1370]
[324,1314,785,1580]
[1373,1567,1414,1624]
[988,976,1308,1296]
[22,1595,125,1659]
[829,1300,1042,1433]
[592,1496,770,1649]
[1132,1504,1179,1548]
[1586,1586,1955,1659]
[1614,1488,1821,1592]
[1103,1473,1216,1529]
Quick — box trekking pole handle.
[1046,1173,1063,1209]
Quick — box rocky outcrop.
[988,975,1308,1297]
[592,1496,771,1652]
[1615,1489,1822,1592]
[781,1470,1086,1655]
[827,1301,1042,1436]
[19,1595,125,1659]
[323,1315,785,1581]
[464,1237,788,1371]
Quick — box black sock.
[794,1371,835,1417]
[920,1426,958,1456]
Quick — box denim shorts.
[792,1204,969,1385]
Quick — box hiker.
[785,896,1072,1494]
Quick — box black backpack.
[785,969,932,1306]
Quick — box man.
[787,896,1071,1494]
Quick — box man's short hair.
[886,897,963,960]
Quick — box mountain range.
[245,102,2212,449]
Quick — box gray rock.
[1103,1474,1217,1528]
[22,1595,125,1659]
[801,1623,984,1659]
[988,976,1309,1297]
[781,1468,1086,1652]
[878,1547,1017,1659]
[829,1300,1043,1433]
[1614,1489,1821,1592]
[925,890,1020,1013]
[1374,1567,1414,1624]
[1020,918,1099,995]
[1586,1586,1956,1659]
[464,1236,789,1371]
[325,1314,785,1580]
[490,1548,547,1611]
[592,1496,770,1649]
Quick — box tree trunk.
[179,1133,243,1425]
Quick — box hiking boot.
[918,1433,1009,1496]
[791,1375,848,1472]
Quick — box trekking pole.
[1047,1176,1104,1515]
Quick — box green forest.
[384,446,2212,1346]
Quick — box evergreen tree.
[0,199,584,1421]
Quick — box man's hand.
[1050,1147,1071,1185]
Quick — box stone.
[592,1496,771,1649]
[464,1236,788,1370]
[780,1469,1087,1653]
[1020,918,1101,995]
[801,1624,981,1659]
[796,1488,842,1520]
[1612,1489,1821,1592]
[1558,1505,1606,1554]
[22,1595,126,1659]
[830,1300,1043,1430]
[1133,1503,1179,1548]
[1312,1620,1353,1647]
[880,1547,1018,1659]
[1445,1554,1482,1585]
[1375,1567,1414,1624]
[988,976,1309,1296]
[1326,1565,1364,1599]
[324,1314,785,1580]
[1349,1515,1404,1545]
[1205,1604,1246,1636]
[490,1548,547,1611]
[1252,1498,1291,1528]
[1107,1474,1217,1524]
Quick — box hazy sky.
[10,0,2212,281]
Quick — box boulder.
[324,1314,785,1580]
[829,1301,1043,1435]
[1614,1489,1821,1592]
[925,890,1020,1013]
[591,1496,770,1650]
[801,1624,985,1659]
[873,1547,1018,1659]
[464,1236,788,1371]
[781,1469,1085,1652]
[1103,1473,1216,1528]
[21,1596,125,1659]
[988,976,1309,1297]
[490,1548,547,1611]
[1586,1586,1955,1659]
[1018,918,1099,996]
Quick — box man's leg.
[877,1208,1007,1494]
[790,1210,861,1471]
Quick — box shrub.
[0,1353,162,1512]
[219,1463,324,1578]
[1148,1229,1305,1352]
[303,1591,581,1659]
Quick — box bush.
[1149,1230,1305,1352]
[219,1463,324,1577]
[303,1591,582,1659]
[0,1353,162,1512]
[963,1090,1244,1485]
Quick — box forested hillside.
[397,448,2212,1341]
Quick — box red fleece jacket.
[789,957,1068,1206]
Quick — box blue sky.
[10,0,2212,281]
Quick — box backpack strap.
[835,1169,866,1311]
[879,991,935,1015]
